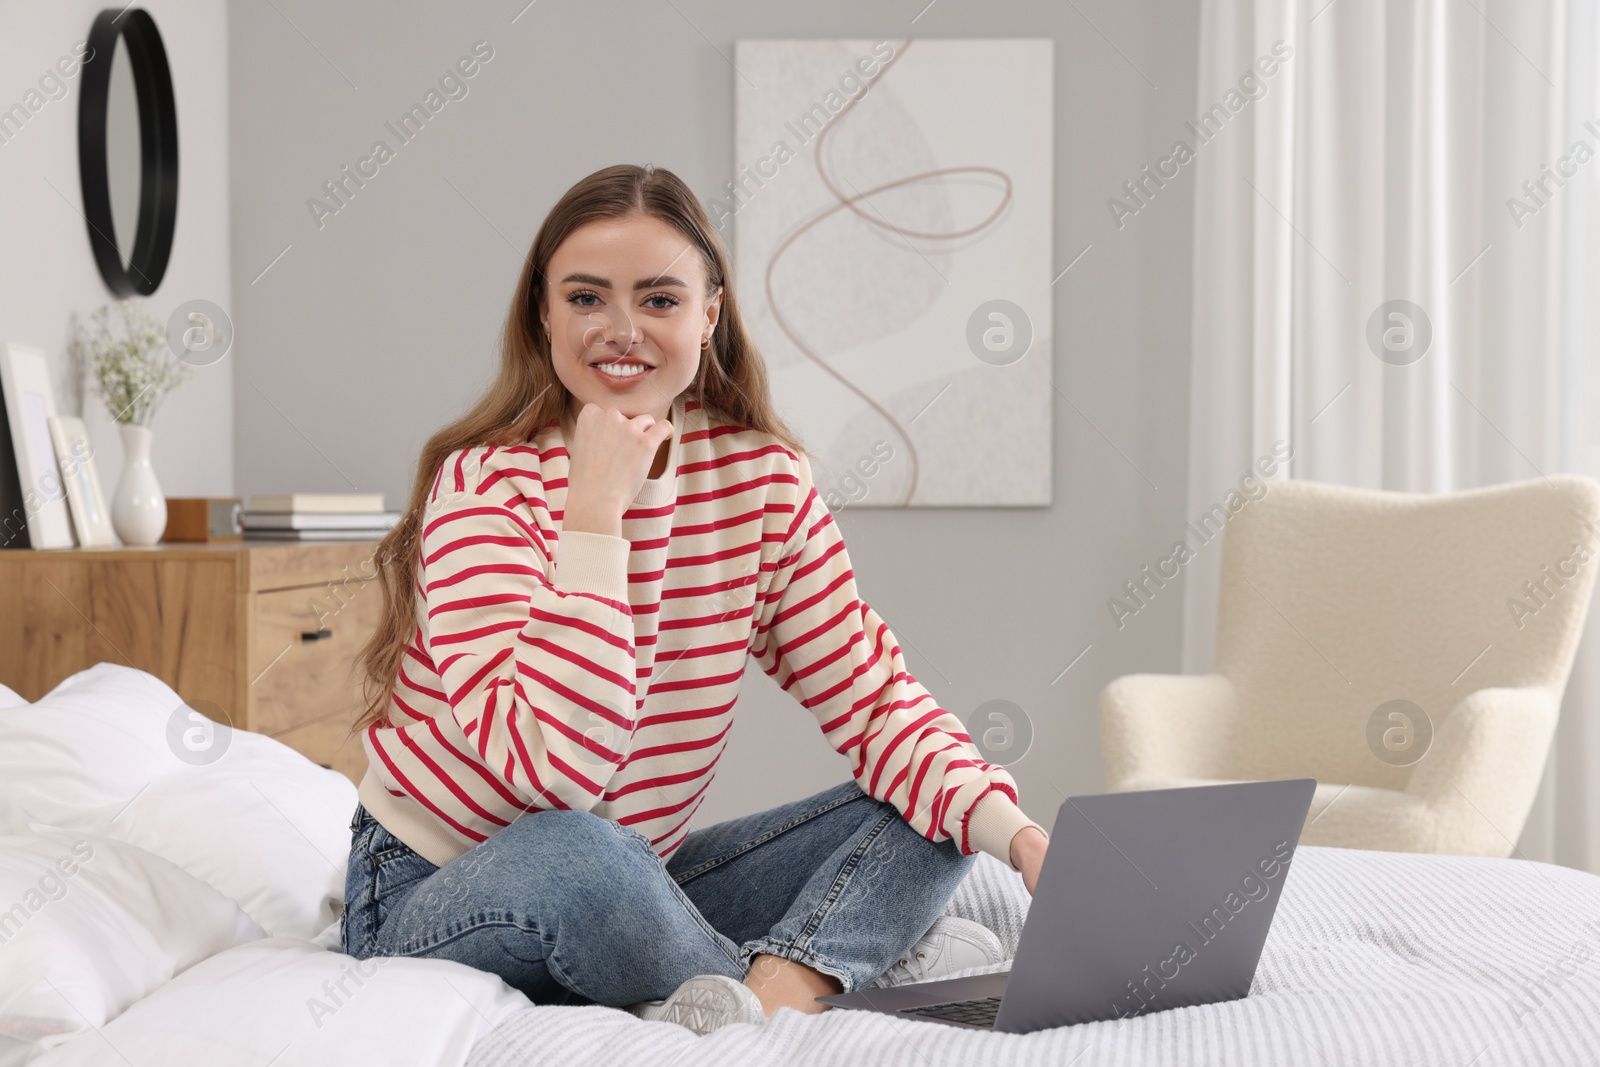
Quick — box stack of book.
[242,493,400,541]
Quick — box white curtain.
[1183,0,1600,871]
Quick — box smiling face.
[540,213,722,423]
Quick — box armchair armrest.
[1406,686,1560,856]
[1098,673,1238,790]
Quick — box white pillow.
[0,681,26,709]
[29,938,535,1067]
[0,663,359,940]
[0,823,265,1063]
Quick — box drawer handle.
[301,629,334,641]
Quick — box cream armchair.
[1100,474,1600,857]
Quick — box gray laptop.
[818,777,1316,1033]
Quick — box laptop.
[817,777,1317,1033]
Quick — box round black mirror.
[78,8,178,297]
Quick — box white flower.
[69,299,193,426]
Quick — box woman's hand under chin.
[562,403,675,538]
[1009,826,1049,895]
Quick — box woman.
[340,163,1051,1034]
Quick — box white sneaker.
[628,974,767,1034]
[868,916,1006,989]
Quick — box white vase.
[112,423,167,546]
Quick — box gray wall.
[228,1,1201,832]
[0,0,233,501]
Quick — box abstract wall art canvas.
[729,38,1054,506]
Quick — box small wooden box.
[165,497,244,542]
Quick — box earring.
[702,334,712,350]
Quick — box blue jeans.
[340,780,976,1006]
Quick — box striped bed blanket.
[465,845,1600,1066]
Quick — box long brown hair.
[351,163,800,735]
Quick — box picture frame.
[47,415,115,547]
[0,342,76,549]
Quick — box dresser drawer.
[248,581,383,736]
[246,541,387,594]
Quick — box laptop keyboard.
[900,995,1003,1028]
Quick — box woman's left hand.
[1009,826,1049,895]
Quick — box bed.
[4,664,1598,1066]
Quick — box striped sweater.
[356,394,1047,872]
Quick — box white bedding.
[1,666,526,1067]
[465,846,1600,1066]
[4,665,1599,1066]
[27,937,533,1067]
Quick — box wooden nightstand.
[0,540,384,783]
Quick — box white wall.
[0,1,234,507]
[227,0,1202,832]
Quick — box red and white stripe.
[357,400,1044,870]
